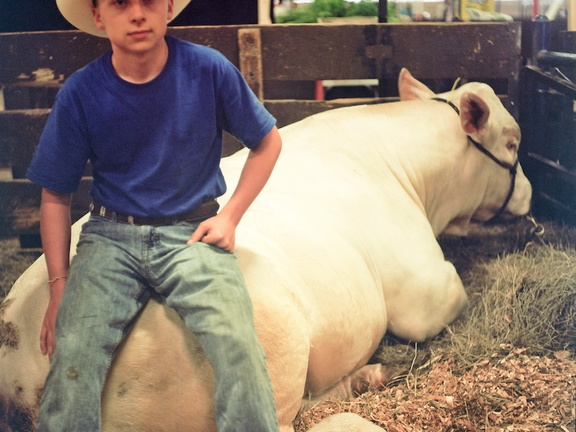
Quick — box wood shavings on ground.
[295,349,576,431]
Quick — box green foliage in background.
[276,0,384,23]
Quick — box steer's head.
[398,68,532,231]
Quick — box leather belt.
[89,200,219,226]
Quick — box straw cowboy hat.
[56,0,192,38]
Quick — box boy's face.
[92,0,174,53]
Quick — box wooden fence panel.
[1,23,521,84]
[0,23,522,244]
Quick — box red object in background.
[315,80,325,101]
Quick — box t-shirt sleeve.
[26,81,91,193]
[216,58,276,149]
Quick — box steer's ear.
[460,92,490,135]
[398,68,435,101]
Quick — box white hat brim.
[56,0,192,38]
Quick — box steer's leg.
[301,363,394,411]
[386,258,468,342]
[252,299,312,432]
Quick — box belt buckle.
[127,215,135,225]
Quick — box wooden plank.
[0,178,91,237]
[260,23,521,82]
[0,23,521,84]
[0,109,50,178]
[0,109,99,180]
[0,27,241,84]
[0,31,108,84]
[0,179,42,236]
[265,98,394,128]
[2,82,60,110]
[238,28,264,100]
[167,26,242,62]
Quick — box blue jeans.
[37,216,279,432]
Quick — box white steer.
[0,69,531,432]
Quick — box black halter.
[431,97,519,220]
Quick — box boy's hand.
[40,280,65,361]
[187,126,281,253]
[187,214,236,252]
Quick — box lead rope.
[525,213,546,242]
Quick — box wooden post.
[378,0,388,23]
[568,0,575,31]
[238,28,264,101]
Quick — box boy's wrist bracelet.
[48,276,67,286]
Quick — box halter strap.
[432,97,519,219]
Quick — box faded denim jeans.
[36,215,279,432]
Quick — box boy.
[26,0,282,431]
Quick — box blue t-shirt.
[27,36,276,218]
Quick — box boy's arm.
[188,125,282,251]
[39,188,72,360]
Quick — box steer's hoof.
[351,363,389,395]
